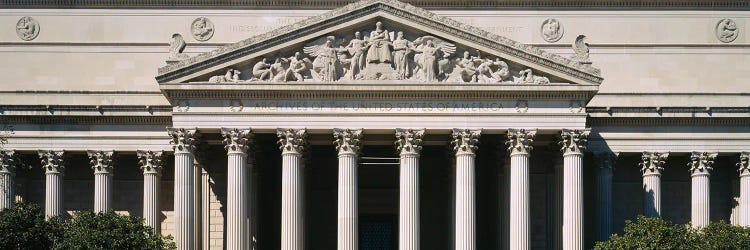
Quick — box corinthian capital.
[593,151,619,170]
[221,128,253,154]
[738,152,750,177]
[687,151,717,176]
[277,128,308,155]
[137,150,165,175]
[506,128,536,155]
[87,150,114,174]
[451,128,481,155]
[167,127,200,154]
[395,128,424,155]
[333,128,362,155]
[640,152,668,176]
[38,150,65,174]
[559,129,590,155]
[0,150,16,175]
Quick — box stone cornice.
[4,0,745,10]
[451,128,481,155]
[0,105,172,116]
[333,128,363,156]
[156,0,602,85]
[0,115,171,125]
[688,151,717,176]
[587,117,750,127]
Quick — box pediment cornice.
[155,0,602,85]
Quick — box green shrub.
[54,210,175,250]
[595,215,750,250]
[0,202,64,250]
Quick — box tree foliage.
[595,215,750,250]
[0,202,63,250]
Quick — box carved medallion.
[16,16,40,41]
[540,18,563,43]
[715,19,739,43]
[191,17,214,42]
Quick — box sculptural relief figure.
[392,31,413,79]
[304,36,346,81]
[366,22,393,64]
[412,36,455,82]
[477,57,510,83]
[571,35,591,64]
[344,31,368,79]
[16,16,40,41]
[209,68,241,83]
[716,19,739,43]
[252,58,273,81]
[452,51,483,82]
[541,18,563,43]
[514,69,550,84]
[191,17,214,41]
[278,52,311,82]
[167,33,190,64]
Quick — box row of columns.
[1,133,749,250]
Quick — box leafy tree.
[54,210,175,250]
[0,202,64,250]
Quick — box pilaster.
[688,151,717,228]
[640,151,669,217]
[506,128,536,250]
[88,150,114,213]
[395,128,424,250]
[333,128,362,250]
[222,128,253,250]
[451,128,480,250]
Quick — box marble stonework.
[0,0,748,249]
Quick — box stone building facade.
[0,0,749,249]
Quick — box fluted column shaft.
[278,128,307,250]
[89,150,114,213]
[334,128,362,250]
[168,128,199,250]
[640,152,669,218]
[223,128,253,250]
[39,150,65,219]
[139,150,165,233]
[201,168,211,250]
[506,129,535,250]
[689,152,717,228]
[396,128,424,250]
[559,129,588,250]
[0,150,16,211]
[741,152,750,226]
[594,152,617,242]
[452,129,480,250]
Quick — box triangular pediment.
[155,0,602,85]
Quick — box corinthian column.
[39,150,65,219]
[395,128,424,250]
[168,128,200,250]
[0,150,16,211]
[559,129,589,250]
[640,152,669,218]
[138,150,165,232]
[593,151,618,242]
[222,128,253,250]
[452,129,481,250]
[689,151,717,228]
[88,150,114,213]
[738,152,750,226]
[505,128,536,250]
[278,128,308,250]
[333,128,363,250]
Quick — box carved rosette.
[277,128,308,155]
[687,152,717,176]
[640,152,669,176]
[87,150,114,175]
[506,128,536,155]
[333,128,363,156]
[593,151,619,170]
[559,129,590,155]
[137,150,165,175]
[738,152,750,177]
[395,128,424,155]
[451,129,481,155]
[38,150,65,174]
[167,127,200,155]
[221,128,253,155]
[0,150,16,175]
